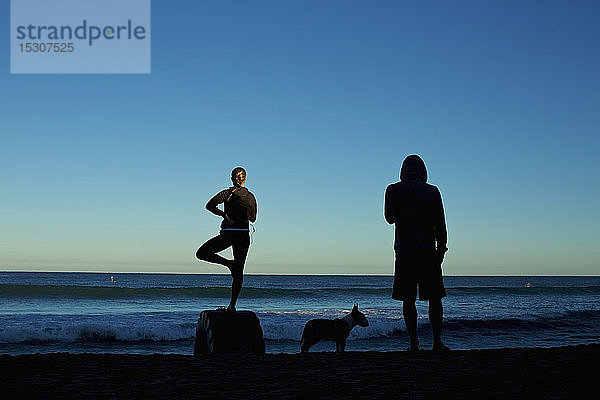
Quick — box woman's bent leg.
[196,234,232,267]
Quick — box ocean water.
[1,272,599,355]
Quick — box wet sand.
[1,344,598,399]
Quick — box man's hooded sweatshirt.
[384,155,447,254]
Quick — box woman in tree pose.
[196,167,257,311]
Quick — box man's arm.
[384,186,395,225]
[433,188,448,255]
[206,189,229,218]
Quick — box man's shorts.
[392,248,446,301]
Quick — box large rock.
[194,309,265,355]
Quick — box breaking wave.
[1,310,599,344]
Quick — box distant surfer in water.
[196,167,257,311]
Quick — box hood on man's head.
[400,154,427,182]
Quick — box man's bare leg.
[429,298,449,351]
[403,300,419,352]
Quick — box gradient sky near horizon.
[1,1,599,275]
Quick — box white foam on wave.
[0,311,407,343]
[0,319,197,343]
[7,310,578,344]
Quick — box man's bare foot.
[432,343,450,352]
[407,340,420,354]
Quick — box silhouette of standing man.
[385,155,449,352]
[196,167,257,311]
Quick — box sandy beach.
[1,344,598,399]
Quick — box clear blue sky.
[2,1,599,275]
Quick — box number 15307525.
[19,42,74,53]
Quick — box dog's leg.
[301,336,317,353]
[303,340,317,353]
[301,341,311,353]
[300,325,310,353]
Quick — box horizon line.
[1,270,599,278]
